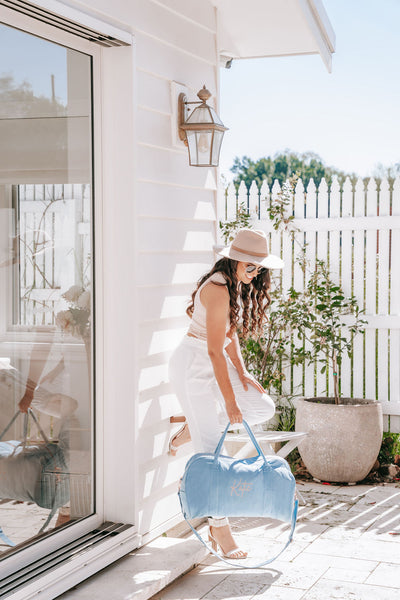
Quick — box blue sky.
[0,24,68,103]
[219,0,400,182]
[2,1,398,182]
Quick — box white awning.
[212,0,335,72]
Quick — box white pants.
[169,335,275,453]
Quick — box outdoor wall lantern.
[178,85,228,167]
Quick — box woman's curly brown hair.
[186,257,271,339]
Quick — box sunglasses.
[245,264,265,275]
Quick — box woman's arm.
[225,333,266,393]
[201,283,243,424]
[225,333,246,378]
[18,328,55,413]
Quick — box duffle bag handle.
[0,409,50,446]
[213,420,268,466]
[0,411,20,441]
[26,408,50,444]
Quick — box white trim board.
[0,0,133,45]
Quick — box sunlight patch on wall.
[138,364,168,391]
[138,394,178,428]
[194,200,216,220]
[149,328,187,355]
[160,296,188,319]
[172,263,211,284]
[183,230,214,252]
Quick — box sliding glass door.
[0,21,95,557]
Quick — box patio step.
[56,528,209,600]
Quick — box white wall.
[76,0,220,540]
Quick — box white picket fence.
[18,183,91,326]
[219,176,400,432]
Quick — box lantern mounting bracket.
[177,85,228,167]
[178,93,189,144]
[178,96,207,143]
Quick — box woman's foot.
[168,423,191,456]
[55,507,70,527]
[208,524,247,559]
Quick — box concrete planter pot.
[295,398,383,483]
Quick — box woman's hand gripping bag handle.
[178,420,299,568]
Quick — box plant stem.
[332,350,339,404]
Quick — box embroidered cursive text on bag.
[230,479,253,497]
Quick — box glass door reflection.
[0,23,94,555]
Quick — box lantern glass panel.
[186,130,198,165]
[186,105,223,126]
[207,106,224,126]
[211,130,224,166]
[186,130,214,166]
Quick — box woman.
[168,228,283,559]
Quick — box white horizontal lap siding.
[75,0,218,539]
[137,145,218,188]
[130,0,218,538]
[136,181,216,220]
[138,218,215,253]
[137,283,194,321]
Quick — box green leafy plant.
[265,176,367,404]
[219,202,251,244]
[267,174,298,233]
[298,260,367,403]
[240,285,312,395]
[220,174,368,422]
[378,432,400,464]
[274,396,297,432]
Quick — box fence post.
[339,176,353,397]
[365,178,378,400]
[270,180,281,267]
[226,182,237,221]
[217,181,227,223]
[259,180,270,221]
[248,180,259,220]
[292,177,305,397]
[390,177,400,430]
[237,181,248,215]
[378,178,390,415]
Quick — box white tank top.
[187,272,231,341]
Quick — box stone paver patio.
[2,481,399,600]
[150,481,400,600]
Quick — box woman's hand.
[225,399,243,425]
[239,371,266,394]
[18,389,34,413]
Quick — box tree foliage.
[0,74,66,118]
[230,150,354,189]
[371,162,400,184]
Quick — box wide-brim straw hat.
[218,228,284,269]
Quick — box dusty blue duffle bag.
[178,420,298,567]
[0,409,69,546]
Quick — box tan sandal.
[168,423,190,456]
[208,523,248,559]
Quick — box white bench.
[170,417,307,462]
[225,430,308,460]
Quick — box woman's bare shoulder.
[200,276,229,307]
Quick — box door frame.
[0,3,139,584]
